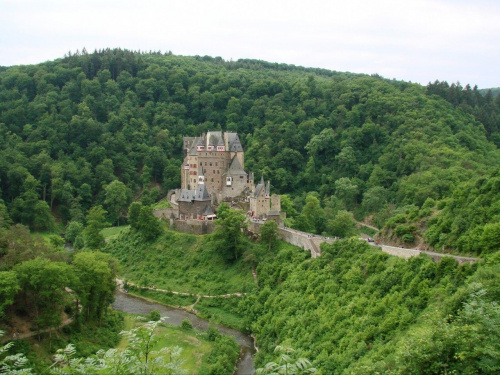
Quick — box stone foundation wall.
[173,219,215,235]
[153,208,178,220]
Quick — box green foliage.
[246,238,492,373]
[104,180,130,225]
[1,49,499,250]
[72,251,117,324]
[0,271,20,320]
[105,228,255,295]
[425,169,500,254]
[213,208,247,262]
[14,257,75,331]
[51,320,185,375]
[128,202,162,240]
[326,210,356,238]
[256,345,317,375]
[198,334,240,375]
[180,318,193,330]
[0,330,33,374]
[83,205,109,249]
[148,310,161,322]
[260,220,279,252]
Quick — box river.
[112,291,255,375]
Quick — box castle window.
[211,178,214,182]
[210,162,212,166]
[213,170,215,174]
[217,170,220,174]
[240,176,244,179]
[215,162,218,166]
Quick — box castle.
[174,131,281,222]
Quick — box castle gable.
[225,132,243,152]
[178,189,195,202]
[194,183,211,201]
[224,155,247,176]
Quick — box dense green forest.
[2,49,500,373]
[246,238,500,374]
[1,48,500,250]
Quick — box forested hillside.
[246,239,500,374]
[1,48,500,246]
[2,48,500,373]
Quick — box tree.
[128,202,162,240]
[256,345,317,375]
[83,205,109,249]
[0,271,19,321]
[72,251,116,324]
[51,320,184,375]
[261,220,279,252]
[0,331,32,374]
[14,258,75,333]
[213,207,247,262]
[334,177,358,210]
[104,180,130,225]
[65,221,84,245]
[326,210,356,238]
[138,205,162,241]
[128,201,142,230]
[361,186,388,214]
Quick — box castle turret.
[198,165,205,185]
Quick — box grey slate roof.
[254,176,266,198]
[226,132,243,152]
[202,205,215,216]
[267,210,280,216]
[194,183,211,201]
[207,131,223,147]
[178,189,195,202]
[223,156,247,176]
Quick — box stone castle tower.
[181,131,252,202]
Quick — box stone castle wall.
[173,219,215,235]
[153,208,178,220]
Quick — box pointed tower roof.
[254,176,266,198]
[226,132,243,152]
[202,204,215,216]
[223,155,247,176]
[194,183,211,201]
[178,189,195,202]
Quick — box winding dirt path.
[1,317,73,344]
[115,279,246,299]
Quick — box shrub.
[181,318,193,330]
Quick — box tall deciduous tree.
[83,205,109,249]
[72,251,116,324]
[14,258,75,333]
[260,220,279,252]
[0,271,19,320]
[104,180,130,225]
[213,205,247,262]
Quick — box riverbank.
[111,290,255,374]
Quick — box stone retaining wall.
[173,220,215,235]
[153,208,178,220]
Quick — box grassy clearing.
[358,225,378,237]
[101,225,129,240]
[107,229,256,295]
[195,297,246,331]
[117,314,214,374]
[128,288,198,308]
